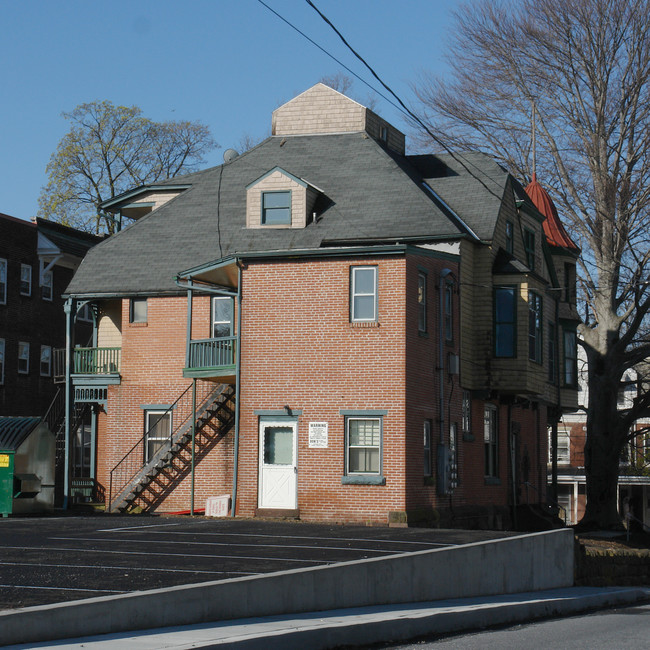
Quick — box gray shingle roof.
[65,135,506,296]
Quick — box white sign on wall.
[308,421,328,448]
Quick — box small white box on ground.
[205,495,230,517]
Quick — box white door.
[258,419,297,509]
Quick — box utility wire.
[302,0,504,203]
[255,0,406,118]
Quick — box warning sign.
[0,455,9,468]
[308,422,328,448]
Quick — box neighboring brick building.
[0,214,99,416]
[551,360,650,528]
[61,84,579,527]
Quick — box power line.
[255,0,406,118]
[303,0,505,202]
[257,0,504,203]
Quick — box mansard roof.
[65,135,512,297]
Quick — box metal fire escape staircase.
[43,388,91,505]
[108,382,235,513]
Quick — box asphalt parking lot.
[0,515,516,610]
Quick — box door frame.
[257,416,298,510]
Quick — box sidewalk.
[7,586,649,649]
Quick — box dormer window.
[246,166,322,229]
[262,191,291,225]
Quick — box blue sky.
[0,0,460,222]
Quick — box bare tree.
[412,0,650,529]
[38,101,218,234]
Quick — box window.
[73,421,92,477]
[18,341,30,374]
[346,417,381,474]
[528,291,543,363]
[505,220,514,255]
[494,286,516,357]
[484,404,498,478]
[77,303,93,322]
[563,328,577,386]
[40,262,53,301]
[462,390,472,439]
[0,258,6,304]
[129,298,147,323]
[144,410,171,462]
[423,419,432,476]
[564,263,576,303]
[20,264,32,296]
[261,191,291,225]
[417,272,427,333]
[557,428,570,464]
[212,296,234,338]
[449,422,459,488]
[40,345,52,376]
[444,281,454,341]
[523,229,535,270]
[0,339,4,384]
[350,266,377,322]
[548,322,557,383]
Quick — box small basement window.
[262,191,291,225]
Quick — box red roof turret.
[524,174,579,253]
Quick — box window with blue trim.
[262,191,291,225]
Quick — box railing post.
[63,298,73,510]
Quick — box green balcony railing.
[73,347,121,374]
[188,337,236,370]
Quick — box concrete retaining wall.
[0,528,574,645]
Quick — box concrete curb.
[6,587,649,649]
[0,529,574,646]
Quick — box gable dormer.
[246,167,322,229]
[272,83,405,155]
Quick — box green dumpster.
[0,451,15,517]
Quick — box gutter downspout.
[551,296,560,504]
[231,262,242,517]
[437,269,452,496]
[63,298,73,510]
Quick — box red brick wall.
[95,251,549,524]
[237,255,408,522]
[96,295,233,511]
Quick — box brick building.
[61,84,579,526]
[552,360,650,528]
[0,214,99,416]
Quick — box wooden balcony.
[53,347,121,383]
[183,336,236,382]
[73,347,121,375]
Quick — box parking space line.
[50,536,408,554]
[0,545,327,564]
[0,561,251,576]
[96,523,184,532]
[0,584,124,594]
[105,529,455,547]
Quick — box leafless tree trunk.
[411,0,650,529]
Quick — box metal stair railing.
[108,382,231,512]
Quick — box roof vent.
[223,149,239,163]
